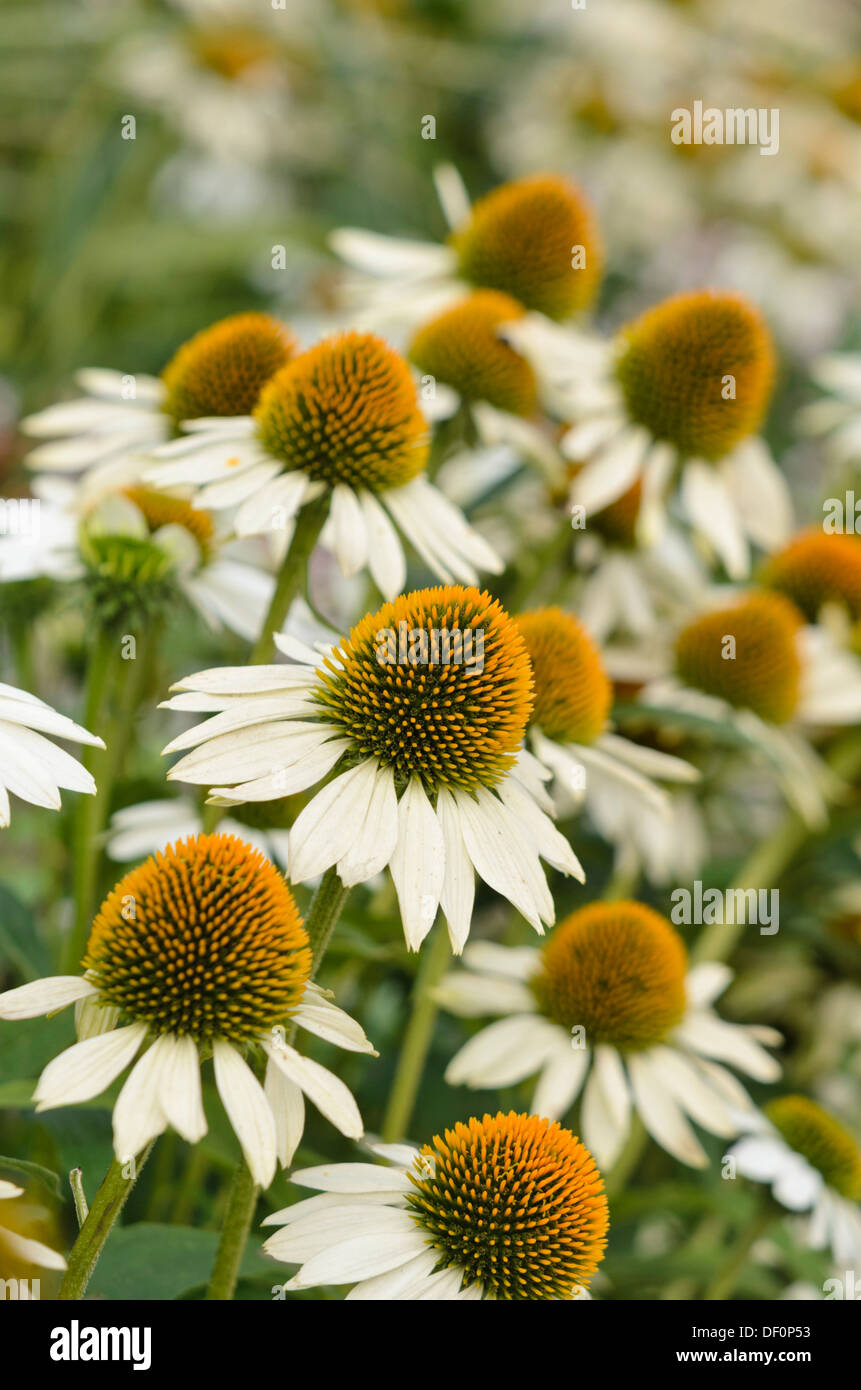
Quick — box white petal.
[213,1041,277,1189]
[389,778,445,950]
[627,1052,708,1168]
[336,763,398,887]
[34,1023,147,1111]
[113,1044,170,1162]
[445,1015,563,1088]
[263,1041,363,1140]
[533,1044,590,1121]
[264,1057,305,1168]
[357,488,407,598]
[435,788,475,954]
[680,459,749,580]
[453,786,553,932]
[289,758,381,883]
[328,484,368,576]
[154,1034,206,1144]
[0,975,98,1020]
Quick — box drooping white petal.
[627,1052,708,1168]
[435,788,474,954]
[453,786,554,931]
[336,763,398,888]
[288,758,381,884]
[533,1042,590,1121]
[113,1044,170,1163]
[154,1034,207,1145]
[213,1041,277,1189]
[680,459,749,580]
[264,1057,305,1168]
[357,488,407,598]
[263,1041,364,1140]
[388,778,445,950]
[445,1015,562,1088]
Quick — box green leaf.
[86,1223,273,1301]
[0,1153,63,1197]
[0,883,52,980]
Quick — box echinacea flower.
[505,290,793,578]
[0,482,276,640]
[331,169,602,332]
[145,332,502,599]
[761,528,861,626]
[730,1095,861,1267]
[436,902,781,1169]
[161,586,585,951]
[0,1179,66,1277]
[0,834,373,1187]
[0,682,103,828]
[514,607,700,862]
[645,590,861,826]
[263,1111,608,1300]
[21,312,296,497]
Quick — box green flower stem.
[206,868,352,1299]
[249,495,330,665]
[58,1143,155,1300]
[692,729,861,967]
[205,1159,257,1302]
[702,1201,776,1301]
[304,865,352,976]
[65,625,153,971]
[381,921,451,1143]
[66,628,121,972]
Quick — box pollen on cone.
[408,1111,609,1299]
[615,290,775,458]
[161,312,297,424]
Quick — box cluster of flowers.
[1,163,860,1300]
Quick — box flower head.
[255,332,428,489]
[730,1095,861,1266]
[22,312,296,492]
[0,833,373,1186]
[451,174,602,319]
[615,290,775,459]
[516,606,610,745]
[761,528,861,623]
[147,332,500,598]
[764,1095,861,1201]
[533,901,688,1050]
[437,908,781,1168]
[161,312,296,425]
[163,587,584,950]
[674,592,802,723]
[264,1112,608,1300]
[315,586,533,794]
[83,834,311,1044]
[408,291,537,415]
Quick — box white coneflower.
[513,607,700,869]
[0,1180,66,1276]
[729,1095,861,1267]
[20,313,296,497]
[645,590,861,827]
[0,833,374,1186]
[0,481,276,642]
[505,290,793,579]
[161,585,585,952]
[144,331,502,599]
[263,1111,608,1300]
[0,682,103,828]
[331,169,603,334]
[436,901,781,1169]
